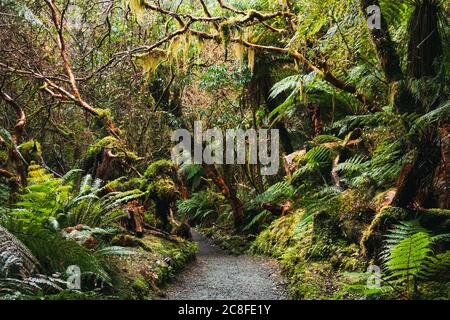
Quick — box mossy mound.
[110,233,197,300]
[87,136,140,161]
[144,159,176,179]
[251,210,366,300]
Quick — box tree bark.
[360,0,404,83]
[202,164,245,228]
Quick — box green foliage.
[269,73,358,124]
[244,181,296,231]
[370,220,450,299]
[8,163,71,226]
[65,174,144,228]
[199,64,251,91]
[248,181,295,210]
[0,0,44,27]
[337,141,409,188]
[6,165,143,229]
[409,100,450,137]
[7,223,112,288]
[179,163,204,192]
[292,146,332,182]
[177,190,226,223]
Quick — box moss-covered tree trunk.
[360,0,416,113]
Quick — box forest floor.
[164,230,289,300]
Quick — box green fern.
[292,146,332,181]
[6,223,112,287]
[248,181,295,210]
[381,220,450,298]
[409,100,450,136]
[177,190,226,223]
[385,232,433,282]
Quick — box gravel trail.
[164,230,288,300]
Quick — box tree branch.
[0,90,26,144]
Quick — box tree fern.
[248,181,295,210]
[294,186,342,235]
[292,145,332,181]
[6,223,112,287]
[384,232,433,282]
[409,100,450,137]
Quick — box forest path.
[164,230,289,300]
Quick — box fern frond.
[0,226,40,278]
[385,232,432,282]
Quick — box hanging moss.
[126,0,146,23]
[220,23,231,58]
[19,140,42,163]
[232,43,245,66]
[248,47,255,73]
[134,49,168,79]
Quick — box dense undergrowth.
[1,0,449,301]
[0,160,197,300]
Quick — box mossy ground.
[109,233,197,300]
[251,211,367,300]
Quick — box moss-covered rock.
[131,275,152,300]
[360,206,410,257]
[338,189,375,243]
[110,233,197,300]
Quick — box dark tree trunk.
[360,0,404,83]
[155,201,171,231]
[202,164,245,228]
[393,131,441,208]
[254,55,294,154]
[360,0,419,114]
[407,0,443,78]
